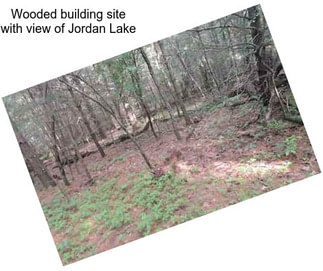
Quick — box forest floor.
[38,100,320,265]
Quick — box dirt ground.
[37,101,320,264]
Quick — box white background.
[0,0,322,270]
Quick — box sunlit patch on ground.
[237,160,292,175]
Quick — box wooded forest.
[3,5,320,265]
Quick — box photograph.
[2,4,320,265]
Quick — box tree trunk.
[67,86,106,158]
[60,77,154,170]
[51,115,70,186]
[64,119,93,183]
[195,30,220,94]
[9,115,56,189]
[248,5,269,104]
[140,47,182,140]
[156,41,191,125]
[170,40,205,97]
[22,139,55,188]
[127,52,158,138]
[84,98,106,139]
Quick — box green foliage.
[136,212,153,235]
[275,135,298,157]
[306,172,314,178]
[233,142,241,149]
[238,165,247,173]
[108,202,131,229]
[48,213,67,230]
[131,172,188,234]
[97,178,116,194]
[223,129,234,138]
[254,131,266,139]
[284,135,298,156]
[238,189,260,201]
[217,187,227,195]
[266,119,286,133]
[78,196,98,218]
[120,182,132,191]
[247,142,257,150]
[43,198,77,231]
[118,233,125,242]
[79,219,95,241]
[57,238,96,265]
[227,177,245,185]
[190,166,200,174]
[42,172,190,264]
[282,179,293,186]
[176,205,206,224]
[111,154,125,163]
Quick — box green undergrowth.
[201,102,223,114]
[274,135,298,158]
[131,172,188,235]
[43,156,297,265]
[266,119,286,133]
[42,171,192,264]
[56,238,96,265]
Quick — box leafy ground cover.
[38,101,320,265]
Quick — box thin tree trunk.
[85,68,107,139]
[141,100,158,138]
[64,121,92,182]
[226,26,241,94]
[67,86,106,158]
[156,41,192,125]
[64,121,81,175]
[195,31,220,94]
[248,5,269,103]
[56,121,75,183]
[126,53,158,138]
[131,75,158,138]
[84,98,106,139]
[14,127,56,189]
[170,40,205,97]
[60,77,154,170]
[140,47,182,140]
[51,115,70,186]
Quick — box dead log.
[104,119,150,147]
[52,120,150,169]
